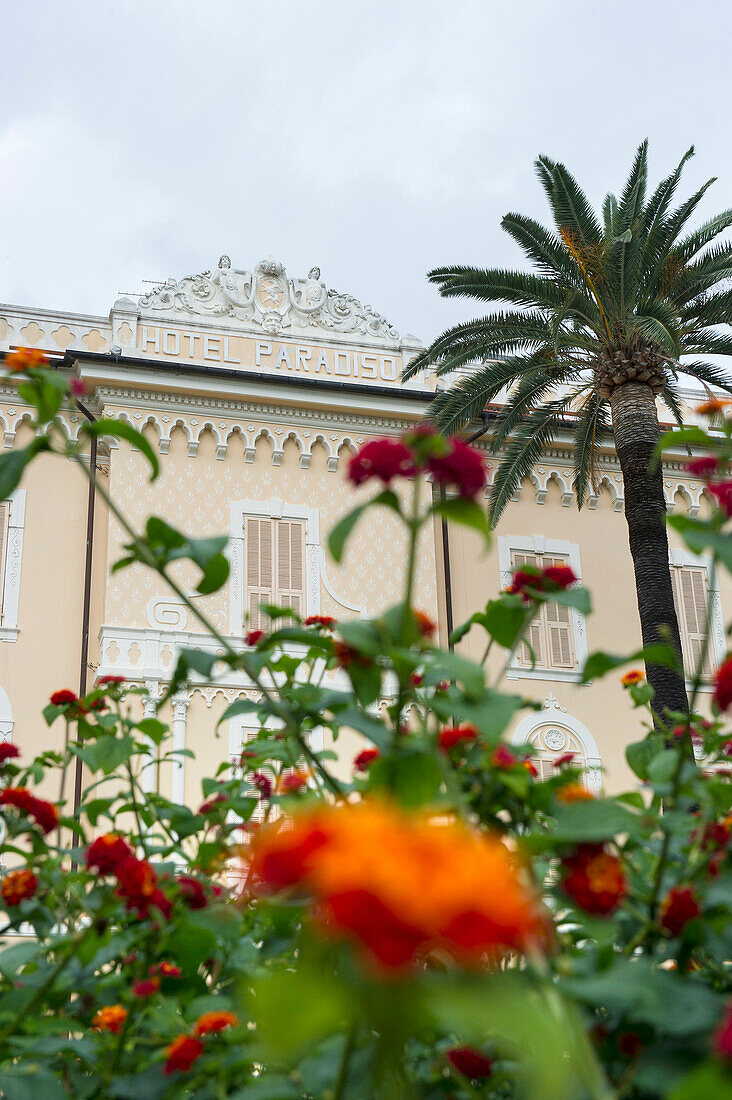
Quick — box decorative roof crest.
[138,256,401,343]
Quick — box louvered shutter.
[245,517,273,632]
[532,756,555,781]
[673,565,710,678]
[512,552,543,667]
[544,556,574,669]
[0,504,8,623]
[276,520,304,619]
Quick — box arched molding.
[316,547,366,616]
[511,697,601,792]
[0,685,13,741]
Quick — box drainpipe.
[440,411,491,650]
[74,398,97,818]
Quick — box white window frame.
[229,499,320,635]
[497,534,587,684]
[511,705,602,793]
[0,491,26,643]
[669,548,725,691]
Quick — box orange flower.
[92,1004,128,1033]
[621,669,644,686]
[0,869,37,906]
[557,782,594,804]
[697,398,732,416]
[193,1010,239,1037]
[414,610,436,638]
[277,770,309,794]
[4,348,48,373]
[251,801,546,970]
[562,845,626,915]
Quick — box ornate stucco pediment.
[138,256,401,344]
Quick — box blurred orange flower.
[92,1004,127,1033]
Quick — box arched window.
[510,700,601,793]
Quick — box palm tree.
[405,143,732,718]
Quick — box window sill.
[505,667,587,685]
[0,627,19,643]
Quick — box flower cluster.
[353,747,380,771]
[659,885,700,936]
[4,348,48,373]
[86,834,170,918]
[507,563,577,601]
[0,743,19,765]
[685,447,732,516]
[92,1005,127,1033]
[0,869,37,907]
[251,801,546,969]
[438,724,479,753]
[347,428,487,500]
[165,1011,238,1075]
[715,655,732,712]
[0,787,58,834]
[446,1046,494,1080]
[304,614,337,630]
[561,844,626,915]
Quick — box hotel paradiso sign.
[114,256,426,389]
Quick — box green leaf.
[0,943,40,979]
[581,644,679,682]
[369,750,443,808]
[548,585,592,615]
[195,552,229,594]
[550,799,639,842]
[216,698,265,730]
[670,1062,732,1100]
[333,707,390,750]
[431,496,491,544]
[250,954,351,1061]
[337,619,383,658]
[135,718,168,745]
[668,514,732,573]
[0,1068,67,1100]
[0,446,33,499]
[83,797,116,826]
[482,598,529,647]
[327,489,400,564]
[431,688,522,744]
[83,418,160,480]
[626,737,663,780]
[72,733,135,774]
[423,651,485,698]
[647,747,679,784]
[347,661,382,707]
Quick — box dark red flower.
[0,743,19,764]
[562,844,626,916]
[446,1046,494,1080]
[155,961,182,979]
[304,615,337,630]
[709,480,732,517]
[132,977,159,998]
[659,885,700,936]
[198,794,227,815]
[86,833,134,875]
[116,857,167,917]
[323,889,424,968]
[334,641,372,669]
[617,1031,644,1059]
[414,610,435,638]
[0,788,58,834]
[354,748,380,771]
[714,656,732,712]
[245,630,265,646]
[50,689,77,707]
[255,828,329,891]
[508,569,545,600]
[714,1003,732,1061]
[439,725,479,753]
[410,672,423,687]
[69,378,87,397]
[252,772,273,799]
[279,772,307,793]
[1,869,37,907]
[543,564,577,589]
[686,456,720,479]
[178,876,208,910]
[164,1034,204,1075]
[426,438,486,499]
[492,744,519,769]
[554,752,577,767]
[347,439,416,487]
[97,674,126,686]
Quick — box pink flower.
[426,438,486,499]
[686,456,720,478]
[492,744,519,769]
[708,480,732,517]
[347,439,416,487]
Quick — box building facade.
[0,256,726,804]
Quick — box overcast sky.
[1,0,729,345]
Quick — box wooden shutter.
[245,517,273,632]
[531,756,556,781]
[511,549,576,671]
[544,556,574,670]
[276,520,304,619]
[0,504,8,624]
[513,551,544,667]
[673,565,710,678]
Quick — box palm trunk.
[610,382,688,720]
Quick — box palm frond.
[675,210,732,264]
[500,213,581,283]
[676,359,732,394]
[426,265,572,311]
[602,193,619,237]
[682,288,732,326]
[488,395,577,525]
[659,379,687,429]
[573,391,611,508]
[490,362,576,453]
[425,354,553,435]
[536,157,602,244]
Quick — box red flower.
[347,439,416,487]
[446,1046,494,1080]
[659,885,700,936]
[178,876,208,910]
[245,630,265,646]
[414,610,435,638]
[164,1034,204,1075]
[132,977,159,998]
[714,1002,732,1061]
[508,569,544,600]
[323,889,425,968]
[279,772,307,793]
[50,689,77,706]
[439,725,479,753]
[523,759,538,777]
[198,794,227,814]
[86,833,134,875]
[543,564,577,589]
[193,1010,238,1036]
[334,641,372,669]
[97,674,125,686]
[492,744,519,769]
[254,827,329,891]
[426,438,486,499]
[0,743,19,764]
[562,844,626,915]
[714,656,732,712]
[709,480,732,517]
[410,672,423,687]
[1,869,37,906]
[116,857,162,916]
[0,788,58,834]
[304,615,337,630]
[354,748,380,772]
[617,1031,644,1059]
[252,772,273,799]
[554,753,577,767]
[686,456,720,478]
[92,1005,127,1033]
[154,961,182,979]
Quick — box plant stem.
[333,1022,357,1100]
